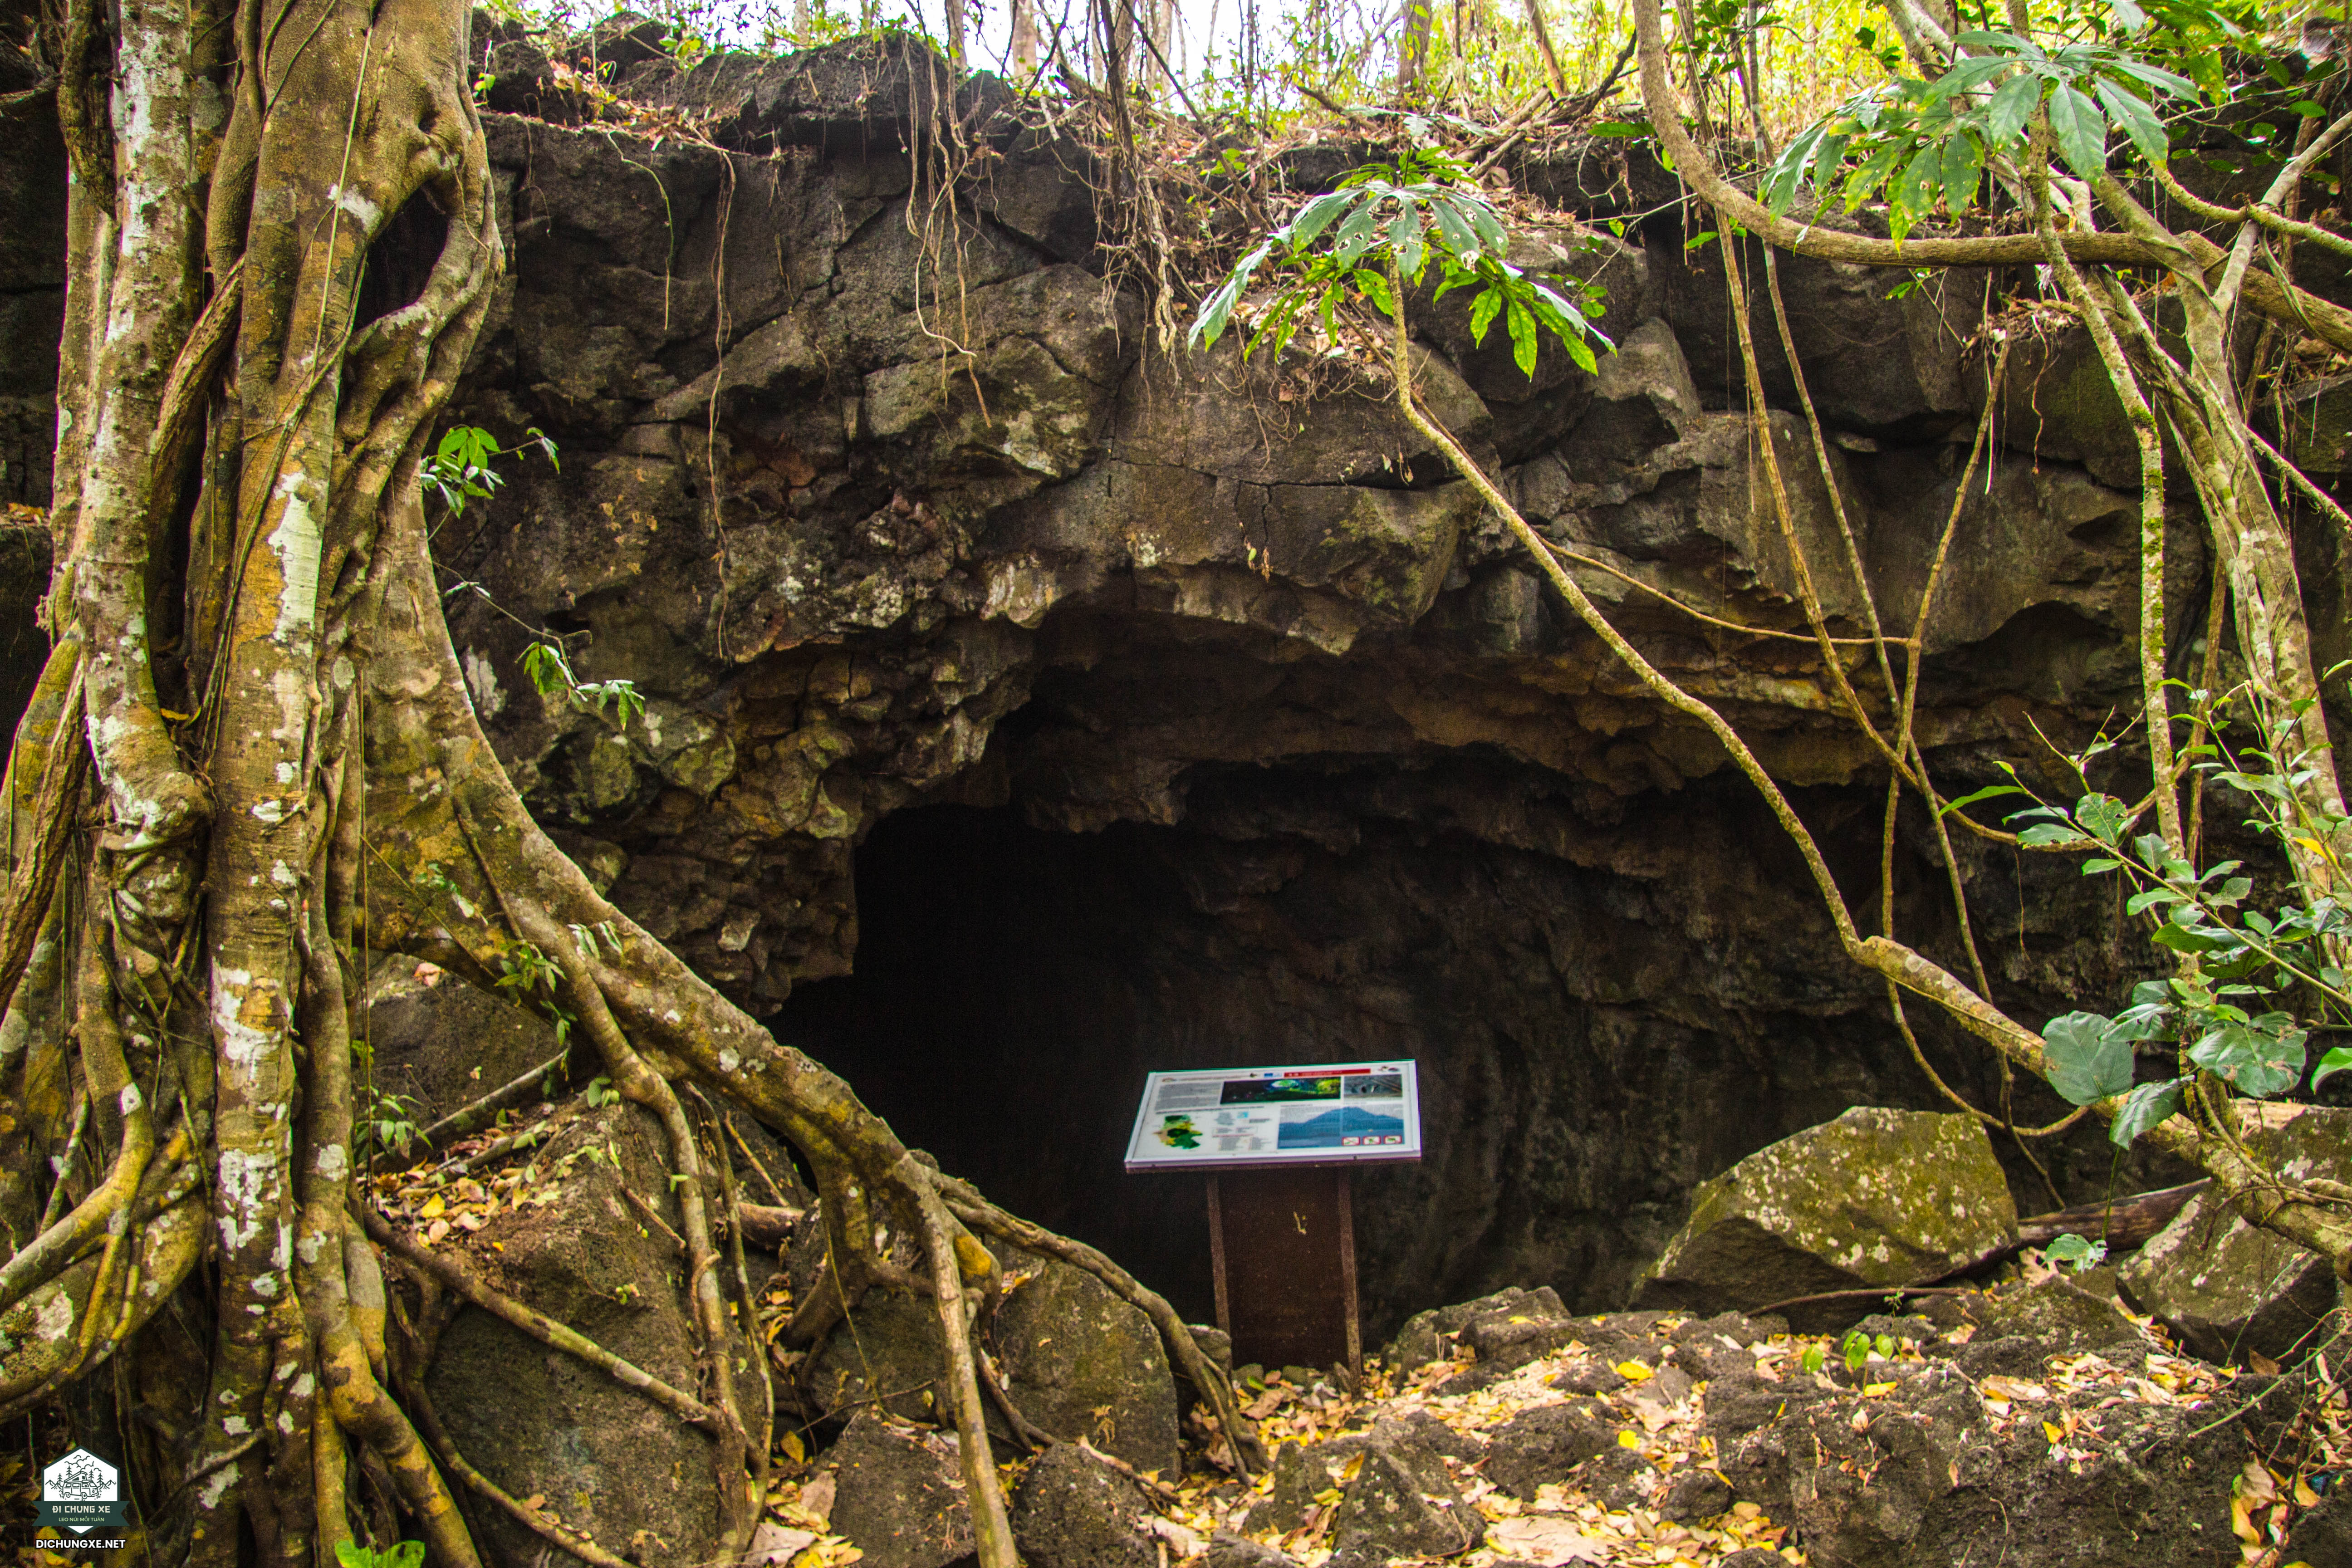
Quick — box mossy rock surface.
[1632,1107,2017,1329]
[2120,1105,2349,1366]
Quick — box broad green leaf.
[2047,83,2109,179]
[1469,285,1504,345]
[2107,58,2200,99]
[1465,198,1509,256]
[1985,73,2041,147]
[2092,78,2169,165]
[2189,1015,2308,1097]
[1930,55,2016,100]
[1429,196,1482,263]
[1940,132,1985,212]
[2315,1045,2352,1088]
[2110,1078,2184,1146]
[1894,144,1943,219]
[1506,298,1537,377]
[1844,137,1906,210]
[1356,266,1398,318]
[1333,202,1381,266]
[2074,794,2133,844]
[1285,190,1354,247]
[2107,0,2146,29]
[2043,1012,2136,1105]
[1390,204,1426,279]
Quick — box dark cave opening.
[768,803,1229,1328]
[764,742,2132,1345]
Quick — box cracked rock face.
[0,34,2230,1330]
[406,41,2216,1323]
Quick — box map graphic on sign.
[1124,1061,1422,1171]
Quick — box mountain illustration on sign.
[1277,1105,1404,1148]
[1157,1115,1201,1149]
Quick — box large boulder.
[2121,1105,2348,1366]
[1245,1426,1477,1567]
[424,1098,766,1568]
[1632,1107,2019,1330]
[1010,1444,1161,1568]
[360,956,568,1126]
[825,1410,977,1568]
[1707,1359,2249,1567]
[1384,1285,1568,1372]
[801,1241,1181,1474]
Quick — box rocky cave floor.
[750,1282,2330,1568]
[361,1009,2348,1568]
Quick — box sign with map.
[1123,1061,1424,1171]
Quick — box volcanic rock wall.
[5,33,2288,1328]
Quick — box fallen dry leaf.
[1488,1514,1610,1563]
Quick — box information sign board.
[1122,1060,1422,1172]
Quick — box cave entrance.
[768,802,1230,1327]
[763,613,2104,1347]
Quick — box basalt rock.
[2121,1105,2351,1366]
[797,1242,1180,1474]
[425,1098,768,1568]
[0,31,2234,1360]
[824,1411,977,1568]
[1632,1108,2019,1330]
[1009,1443,1159,1568]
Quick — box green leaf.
[1333,202,1382,266]
[2110,1078,2184,1146]
[2074,793,2134,844]
[1355,266,1398,319]
[1469,286,1504,345]
[1389,204,1426,279]
[2043,1012,2136,1105]
[2315,1045,2352,1089]
[1286,189,1355,247]
[1940,132,1985,213]
[2189,1015,2308,1097]
[1429,196,1482,263]
[1941,783,2029,816]
[2047,83,2109,179]
[1894,144,1943,218]
[2092,78,2168,166]
[2018,823,2090,848]
[1506,298,1537,377]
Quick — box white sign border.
[1122,1059,1423,1172]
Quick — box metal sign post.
[1125,1060,1421,1378]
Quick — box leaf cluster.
[1966,681,2352,1148]
[1762,0,2225,237]
[1189,149,1610,379]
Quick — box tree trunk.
[2,3,1247,1562]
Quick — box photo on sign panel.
[1275,1098,1406,1149]
[1220,1076,1341,1104]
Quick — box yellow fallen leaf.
[781,1431,805,1465]
[1614,1362,1653,1382]
[419,1194,446,1219]
[1617,1430,1642,1450]
[2043,1422,2065,1445]
[1862,1383,1896,1397]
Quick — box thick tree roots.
[0,0,1250,1563]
